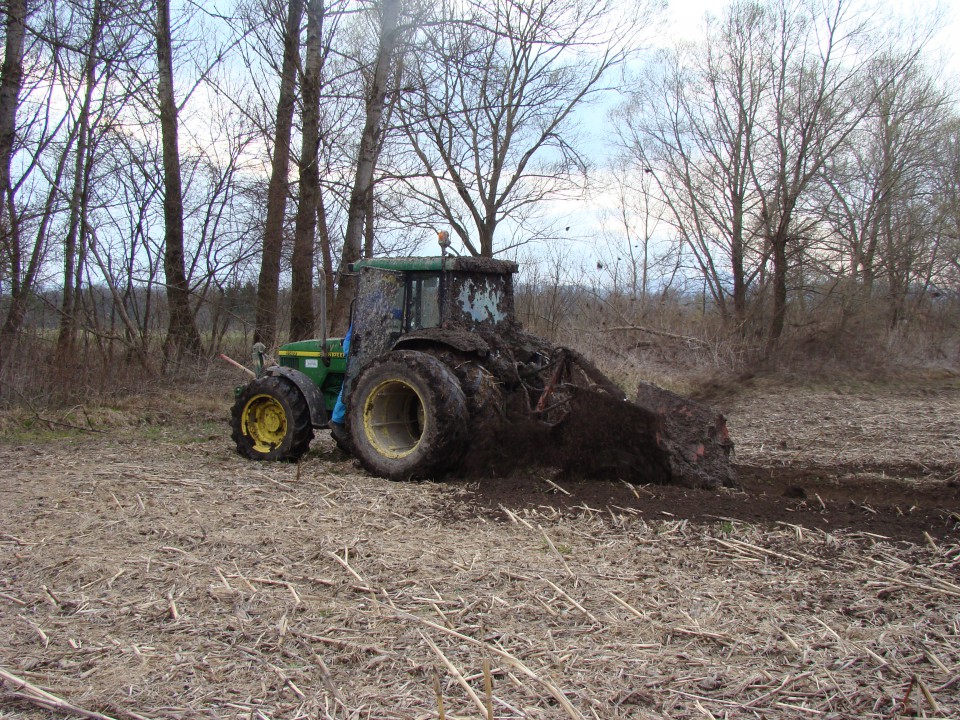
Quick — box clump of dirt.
[458,389,737,491]
[636,380,738,489]
[450,335,737,489]
[554,392,671,482]
[458,390,673,485]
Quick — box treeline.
[0,0,639,370]
[610,0,960,353]
[0,0,956,402]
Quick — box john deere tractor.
[231,255,737,488]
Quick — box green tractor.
[231,255,738,488]
[232,256,518,477]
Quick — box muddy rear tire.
[231,375,314,461]
[346,350,468,480]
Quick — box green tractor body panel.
[277,337,347,412]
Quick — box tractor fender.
[392,328,490,356]
[263,365,329,428]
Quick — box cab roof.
[350,256,518,274]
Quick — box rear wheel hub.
[363,379,426,458]
[242,394,288,452]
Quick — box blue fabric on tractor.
[330,325,352,426]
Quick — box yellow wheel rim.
[241,394,288,453]
[363,379,426,459]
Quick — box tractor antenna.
[437,229,451,257]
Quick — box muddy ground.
[0,376,958,719]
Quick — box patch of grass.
[0,414,80,443]
[0,390,232,447]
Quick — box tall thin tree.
[57,0,105,355]
[156,0,202,357]
[330,0,401,333]
[289,0,324,340]
[0,0,32,361]
[254,0,304,347]
[0,0,25,226]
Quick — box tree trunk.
[479,222,494,258]
[58,0,103,356]
[289,0,323,341]
[331,0,400,333]
[363,184,375,258]
[254,0,304,347]
[729,187,748,329]
[156,0,202,358]
[768,232,788,345]
[317,190,335,334]
[731,247,746,328]
[0,0,26,368]
[0,0,24,224]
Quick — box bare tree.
[0,0,27,359]
[0,0,101,356]
[619,0,771,327]
[89,128,165,360]
[822,54,950,322]
[597,160,676,306]
[0,0,25,226]
[253,0,303,347]
[156,0,202,357]
[1,115,76,350]
[934,119,960,295]
[398,0,646,258]
[56,0,107,355]
[328,0,402,334]
[752,0,920,343]
[621,0,939,347]
[289,0,325,340]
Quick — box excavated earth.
[458,376,960,543]
[0,374,958,719]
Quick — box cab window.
[406,274,440,330]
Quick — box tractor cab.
[348,256,517,334]
[343,256,519,397]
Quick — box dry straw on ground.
[0,383,958,719]
[729,382,960,470]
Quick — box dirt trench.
[441,378,960,543]
[444,460,959,543]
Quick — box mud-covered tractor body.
[231,256,737,488]
[343,256,518,396]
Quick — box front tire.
[231,375,313,461]
[346,351,468,480]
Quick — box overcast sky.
[663,0,959,73]
[534,0,960,273]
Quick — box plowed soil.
[0,376,958,719]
